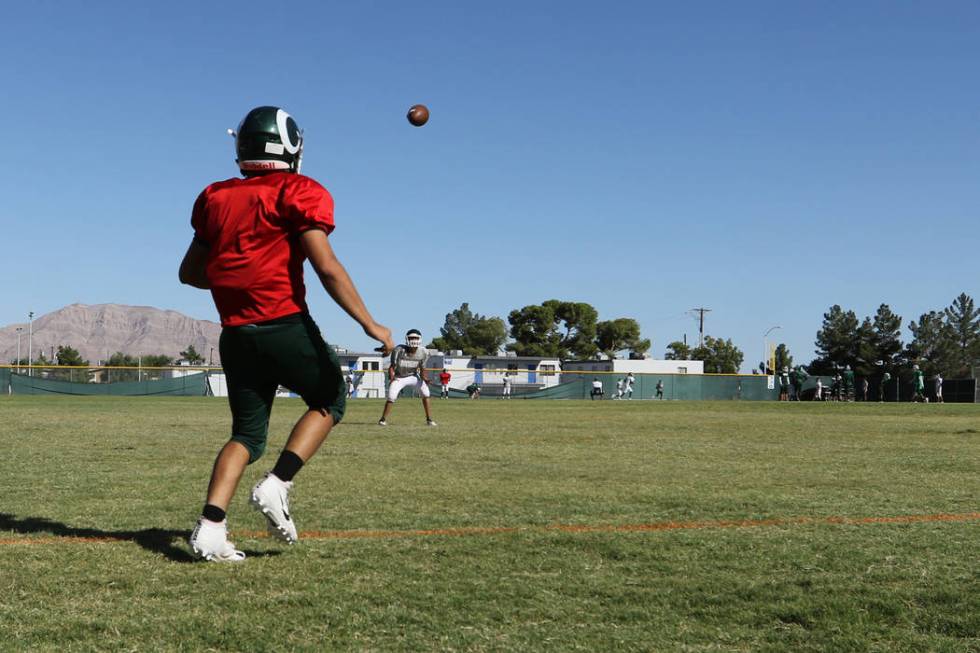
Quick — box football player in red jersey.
[180,106,394,562]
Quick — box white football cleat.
[250,473,298,544]
[378,419,388,426]
[189,518,245,562]
[426,419,438,427]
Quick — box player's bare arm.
[178,240,210,289]
[301,229,393,353]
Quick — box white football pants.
[387,375,430,402]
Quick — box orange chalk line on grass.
[0,512,977,547]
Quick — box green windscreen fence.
[6,372,208,396]
[531,374,780,400]
[2,367,972,402]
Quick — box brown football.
[407,104,429,127]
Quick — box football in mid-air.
[407,104,429,127]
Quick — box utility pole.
[688,307,712,347]
[15,327,22,373]
[28,311,34,377]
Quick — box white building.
[425,352,561,395]
[561,358,704,379]
[334,350,387,398]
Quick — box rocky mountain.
[0,304,222,366]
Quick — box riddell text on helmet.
[241,161,289,170]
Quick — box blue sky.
[1,1,977,368]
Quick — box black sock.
[202,504,226,522]
[272,450,304,483]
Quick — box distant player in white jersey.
[623,372,635,399]
[501,374,512,399]
[378,329,436,427]
[614,378,624,399]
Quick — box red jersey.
[439,372,451,385]
[191,172,334,326]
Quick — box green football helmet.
[231,106,303,174]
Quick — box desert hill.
[0,304,221,366]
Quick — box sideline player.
[378,329,437,426]
[912,364,926,402]
[843,365,855,401]
[590,377,604,400]
[501,373,512,399]
[778,367,790,401]
[790,366,807,401]
[438,368,451,399]
[180,106,393,562]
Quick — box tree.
[943,293,980,377]
[507,303,562,357]
[664,341,691,360]
[854,317,876,376]
[595,318,650,359]
[103,352,173,381]
[463,317,508,356]
[180,345,206,364]
[546,300,599,359]
[774,343,793,371]
[56,345,88,367]
[811,305,860,374]
[858,304,903,375]
[506,300,602,359]
[142,354,174,368]
[104,352,139,382]
[906,311,954,377]
[105,352,138,367]
[429,303,507,356]
[52,345,89,382]
[141,354,174,381]
[691,335,744,373]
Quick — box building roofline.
[436,355,560,362]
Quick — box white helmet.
[406,329,422,349]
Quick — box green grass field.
[0,397,977,652]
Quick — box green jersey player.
[912,365,926,402]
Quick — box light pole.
[28,311,34,377]
[763,325,781,374]
[15,327,23,373]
